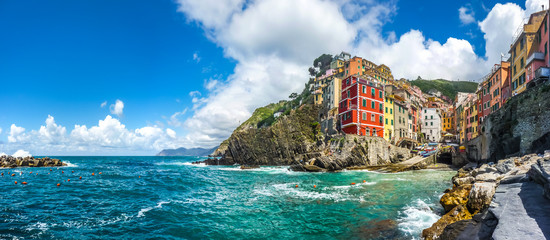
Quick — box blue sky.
[0,0,544,155]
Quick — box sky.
[0,0,547,155]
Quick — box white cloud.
[167,108,187,127]
[8,124,26,143]
[166,128,177,139]
[525,0,547,15]
[4,115,179,155]
[193,52,201,63]
[12,149,31,158]
[176,0,244,30]
[109,99,124,117]
[0,152,6,156]
[0,127,2,135]
[38,115,67,144]
[101,101,107,108]
[459,6,476,25]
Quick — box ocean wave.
[397,199,440,239]
[217,166,291,174]
[154,162,206,167]
[137,201,170,218]
[261,183,366,202]
[63,161,78,168]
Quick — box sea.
[0,156,455,240]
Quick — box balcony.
[535,67,550,79]
[526,51,545,65]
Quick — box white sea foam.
[217,166,291,174]
[137,201,170,218]
[25,222,51,232]
[155,161,207,167]
[63,161,78,167]
[397,199,440,238]
[262,183,366,202]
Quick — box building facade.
[421,108,442,142]
[339,75,385,137]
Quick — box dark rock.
[440,209,498,240]
[467,182,496,214]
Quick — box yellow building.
[384,93,395,142]
[509,10,546,95]
[441,109,454,133]
[470,104,478,140]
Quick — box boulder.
[303,164,326,172]
[475,172,500,182]
[528,159,550,200]
[495,159,515,174]
[453,176,475,186]
[439,209,498,240]
[422,204,472,240]
[467,182,497,214]
[440,184,472,212]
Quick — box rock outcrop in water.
[0,155,65,168]
[422,151,550,239]
[201,104,411,171]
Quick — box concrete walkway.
[491,182,550,240]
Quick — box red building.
[339,75,385,137]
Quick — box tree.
[289,92,298,99]
[308,67,317,77]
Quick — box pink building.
[526,12,549,83]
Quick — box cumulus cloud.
[100,101,107,108]
[109,99,124,117]
[8,124,26,143]
[5,115,179,155]
[459,5,476,25]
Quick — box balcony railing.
[527,51,545,65]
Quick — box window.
[385,118,388,124]
[520,58,524,68]
[363,85,366,93]
[371,101,375,109]
[379,90,383,98]
[391,120,394,125]
[363,99,367,107]
[371,114,375,121]
[379,103,383,111]
[371,88,375,97]
[385,107,388,113]
[347,90,350,98]
[390,99,393,104]
[431,115,433,119]
[425,116,428,120]
[390,108,393,114]
[431,122,433,126]
[346,78,350,85]
[425,122,428,126]
[380,115,383,123]
[363,112,367,120]
[385,97,388,103]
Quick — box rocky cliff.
[203,104,411,171]
[469,83,550,161]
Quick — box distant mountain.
[156,147,218,157]
[409,79,478,99]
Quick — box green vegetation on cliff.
[410,78,478,99]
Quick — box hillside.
[410,79,478,99]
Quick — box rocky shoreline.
[422,151,550,239]
[1,155,65,168]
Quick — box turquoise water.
[0,156,454,239]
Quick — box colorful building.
[393,97,409,140]
[509,10,546,95]
[339,75,385,137]
[421,108,442,142]
[383,93,395,142]
[322,77,342,117]
[526,12,549,84]
[442,108,455,134]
